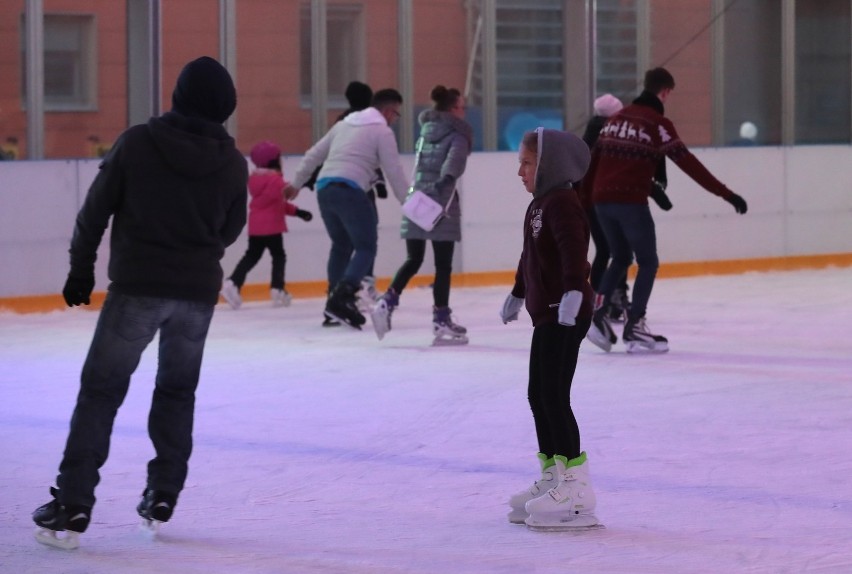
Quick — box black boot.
[137,489,178,523]
[33,487,91,533]
[325,281,366,329]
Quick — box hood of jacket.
[533,128,590,198]
[418,109,474,150]
[147,111,240,180]
[343,107,389,127]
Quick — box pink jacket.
[247,169,298,235]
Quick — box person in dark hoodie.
[32,56,247,549]
[582,67,748,354]
[500,128,602,532]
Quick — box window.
[722,0,782,145]
[21,13,97,111]
[795,0,851,144]
[299,3,365,107]
[595,0,640,104]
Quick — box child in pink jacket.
[221,141,312,309]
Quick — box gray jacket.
[402,109,473,241]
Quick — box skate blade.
[507,509,528,524]
[369,308,391,340]
[139,518,162,537]
[35,528,80,550]
[323,311,364,330]
[432,335,469,346]
[625,341,669,354]
[525,514,604,532]
[585,329,613,352]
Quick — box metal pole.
[311,0,328,142]
[398,0,414,152]
[25,0,44,159]
[219,0,237,136]
[481,0,497,150]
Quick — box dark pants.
[389,239,455,308]
[230,234,286,290]
[594,203,659,320]
[317,182,378,290]
[527,319,590,459]
[56,291,214,508]
[587,207,629,294]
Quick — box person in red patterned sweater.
[582,67,748,354]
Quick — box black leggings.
[389,239,454,307]
[229,234,286,290]
[527,318,590,459]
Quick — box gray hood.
[533,128,590,198]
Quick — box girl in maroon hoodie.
[501,128,602,531]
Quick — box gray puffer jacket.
[402,109,473,241]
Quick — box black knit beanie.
[171,56,237,124]
[344,81,373,111]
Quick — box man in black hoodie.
[32,56,247,549]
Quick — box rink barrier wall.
[2,252,850,314]
[1,145,851,313]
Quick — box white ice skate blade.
[625,341,669,354]
[323,310,363,330]
[432,335,469,346]
[369,304,391,340]
[35,528,80,550]
[525,514,604,532]
[585,328,613,352]
[139,518,161,537]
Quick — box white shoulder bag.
[402,138,456,232]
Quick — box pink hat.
[593,94,623,118]
[250,140,281,168]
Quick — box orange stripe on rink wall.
[1,253,851,314]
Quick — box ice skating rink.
[1,267,851,573]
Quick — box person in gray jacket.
[32,56,247,549]
[370,85,473,345]
[290,89,409,330]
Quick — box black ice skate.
[324,281,366,330]
[137,489,177,534]
[432,306,468,346]
[33,487,91,550]
[623,316,669,353]
[608,288,631,323]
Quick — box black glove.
[62,273,95,307]
[295,209,313,222]
[373,182,388,199]
[649,180,673,211]
[725,193,748,214]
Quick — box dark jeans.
[229,234,286,290]
[528,319,591,460]
[587,207,629,294]
[56,291,214,508]
[317,182,377,290]
[389,239,455,308]
[594,203,659,320]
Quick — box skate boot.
[137,489,177,533]
[33,487,91,549]
[432,306,468,346]
[220,279,242,310]
[370,288,399,341]
[623,316,669,353]
[608,288,631,323]
[358,275,380,310]
[586,297,617,352]
[322,312,341,327]
[271,288,292,307]
[524,452,603,531]
[507,453,558,524]
[325,281,366,329]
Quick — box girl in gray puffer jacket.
[370,85,473,345]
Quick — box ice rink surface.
[1,267,851,573]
